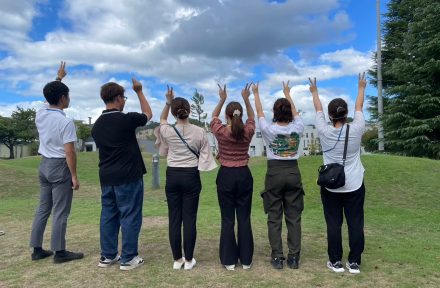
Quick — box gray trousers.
[262,160,304,259]
[30,157,73,251]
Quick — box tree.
[190,90,207,123]
[368,0,440,159]
[0,107,37,159]
[75,121,92,152]
[362,127,379,152]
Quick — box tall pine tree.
[370,0,440,159]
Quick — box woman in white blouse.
[155,86,217,270]
[309,73,367,274]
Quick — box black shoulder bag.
[171,125,200,158]
[317,124,350,189]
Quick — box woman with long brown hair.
[156,86,217,270]
[210,83,255,271]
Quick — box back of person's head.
[100,82,125,104]
[273,98,293,123]
[225,101,244,141]
[328,98,348,125]
[43,81,69,105]
[171,97,190,119]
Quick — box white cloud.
[0,0,372,125]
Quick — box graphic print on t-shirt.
[268,133,300,157]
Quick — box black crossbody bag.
[171,125,200,159]
[317,124,350,189]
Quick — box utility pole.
[377,0,385,151]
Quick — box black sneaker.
[31,249,53,260]
[271,257,285,269]
[327,260,344,273]
[287,255,300,269]
[346,262,361,274]
[53,251,84,264]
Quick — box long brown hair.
[225,101,244,141]
[171,97,190,119]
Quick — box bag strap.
[171,125,200,158]
[322,124,345,153]
[342,124,350,166]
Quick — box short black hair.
[43,81,70,105]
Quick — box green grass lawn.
[0,153,439,287]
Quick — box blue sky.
[0,0,389,124]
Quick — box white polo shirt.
[315,111,365,192]
[36,107,77,158]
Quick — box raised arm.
[309,77,323,112]
[282,81,299,118]
[252,82,264,118]
[132,77,153,120]
[242,83,255,121]
[355,72,367,112]
[212,84,227,118]
[56,61,66,81]
[160,85,174,124]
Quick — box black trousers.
[165,167,201,261]
[216,166,254,266]
[320,183,365,264]
[263,160,304,259]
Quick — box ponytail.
[225,102,245,142]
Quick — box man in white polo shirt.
[29,62,84,263]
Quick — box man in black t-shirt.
[92,78,152,271]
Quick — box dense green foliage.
[369,0,440,159]
[0,107,37,158]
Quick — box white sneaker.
[120,256,144,271]
[184,258,196,270]
[173,257,185,270]
[242,263,252,270]
[346,262,361,274]
[327,261,345,273]
[98,255,120,268]
[224,264,235,271]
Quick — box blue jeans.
[100,178,144,263]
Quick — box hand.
[217,83,227,101]
[282,80,291,97]
[358,72,367,90]
[251,82,259,95]
[166,85,174,102]
[72,176,79,190]
[57,61,66,80]
[241,82,251,100]
[308,77,318,94]
[132,77,142,93]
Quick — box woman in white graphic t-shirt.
[309,73,367,275]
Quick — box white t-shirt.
[259,116,304,160]
[36,108,77,158]
[315,111,365,192]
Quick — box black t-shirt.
[91,109,148,186]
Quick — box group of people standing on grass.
[29,62,367,275]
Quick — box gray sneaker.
[346,262,361,274]
[98,255,120,268]
[120,256,144,271]
[327,261,345,273]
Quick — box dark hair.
[43,81,69,105]
[171,97,190,119]
[328,98,348,125]
[225,101,244,141]
[273,98,293,123]
[100,82,125,104]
